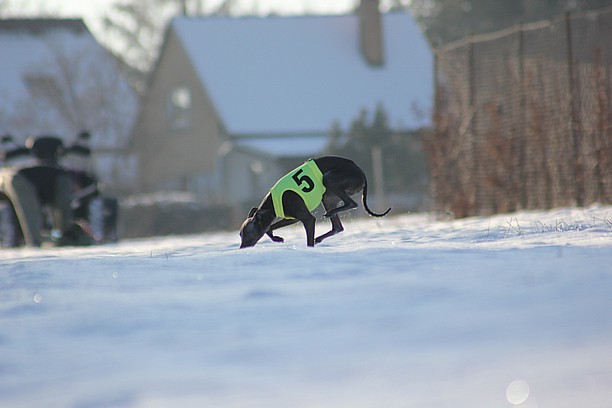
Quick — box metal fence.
[426,6,612,218]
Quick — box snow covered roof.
[0,19,137,149]
[172,11,432,135]
[0,20,87,107]
[233,134,329,158]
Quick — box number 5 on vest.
[292,169,314,193]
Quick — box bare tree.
[101,0,240,93]
[101,0,177,93]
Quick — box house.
[0,19,138,191]
[131,0,432,208]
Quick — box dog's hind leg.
[315,194,345,243]
[323,189,358,218]
[320,170,362,218]
[315,214,343,243]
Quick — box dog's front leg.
[280,190,316,247]
[266,218,299,242]
[266,231,284,242]
[302,215,316,247]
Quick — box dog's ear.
[254,208,274,221]
[248,207,258,218]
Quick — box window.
[166,86,192,130]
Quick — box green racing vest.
[270,159,326,219]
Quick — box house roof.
[0,19,89,103]
[0,19,137,149]
[232,134,329,159]
[172,11,432,136]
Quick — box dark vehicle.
[0,134,118,247]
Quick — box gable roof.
[0,19,137,148]
[0,19,88,103]
[172,11,432,136]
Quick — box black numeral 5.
[292,169,315,193]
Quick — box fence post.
[566,11,584,206]
[468,39,478,215]
[431,48,440,208]
[518,25,528,210]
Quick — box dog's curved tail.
[362,179,391,217]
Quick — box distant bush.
[119,192,232,238]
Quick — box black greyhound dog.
[239,156,390,248]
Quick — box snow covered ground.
[1,205,611,408]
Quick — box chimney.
[359,0,384,66]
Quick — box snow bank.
[1,206,611,407]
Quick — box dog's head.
[239,207,274,248]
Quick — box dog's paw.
[270,235,284,243]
